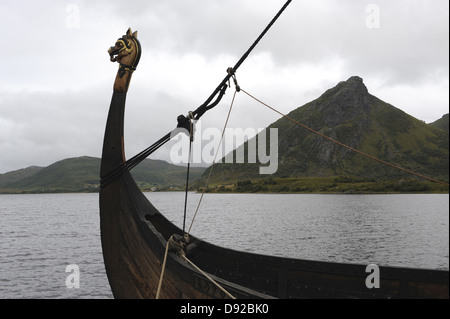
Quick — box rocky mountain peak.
[340,75,367,90]
[209,76,448,183]
[323,76,369,103]
[309,76,372,128]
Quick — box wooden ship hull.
[99,92,448,299]
[99,28,448,299]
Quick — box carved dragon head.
[108,28,141,76]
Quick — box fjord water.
[0,192,448,299]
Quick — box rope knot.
[226,67,241,92]
[168,234,190,257]
[177,113,195,142]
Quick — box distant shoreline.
[1,178,448,195]
[194,176,449,195]
[0,190,448,195]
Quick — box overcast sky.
[0,0,448,173]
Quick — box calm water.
[0,192,448,299]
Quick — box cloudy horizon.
[0,0,448,174]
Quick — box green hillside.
[0,166,44,187]
[200,76,449,190]
[430,113,449,132]
[2,77,447,194]
[0,156,205,194]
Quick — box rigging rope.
[155,235,171,299]
[183,120,194,233]
[100,132,171,188]
[182,255,236,299]
[187,90,238,235]
[156,234,236,299]
[240,88,449,187]
[100,0,292,187]
[191,0,291,120]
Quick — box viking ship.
[99,24,448,299]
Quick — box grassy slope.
[0,156,205,193]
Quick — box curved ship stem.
[99,29,449,299]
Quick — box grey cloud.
[0,0,448,173]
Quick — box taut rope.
[100,0,292,187]
[156,234,236,299]
[240,88,449,187]
[187,89,238,235]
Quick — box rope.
[182,255,236,299]
[101,0,292,185]
[240,88,449,187]
[100,132,171,187]
[183,133,193,233]
[155,236,171,299]
[191,0,292,120]
[187,90,238,235]
[155,234,236,299]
